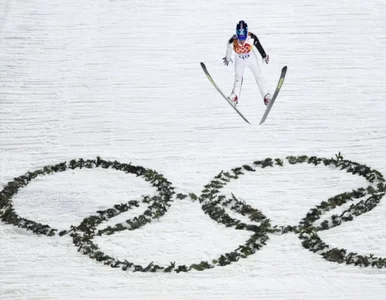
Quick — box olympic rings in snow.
[0,154,385,272]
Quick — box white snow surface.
[1,0,386,299]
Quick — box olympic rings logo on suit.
[233,43,252,54]
[0,155,385,273]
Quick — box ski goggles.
[236,29,247,41]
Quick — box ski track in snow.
[1,0,386,299]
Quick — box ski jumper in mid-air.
[223,20,271,106]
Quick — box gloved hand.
[222,57,232,66]
[263,55,270,64]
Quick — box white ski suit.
[225,32,269,99]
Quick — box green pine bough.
[0,154,385,272]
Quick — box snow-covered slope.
[1,0,385,299]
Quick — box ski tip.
[282,66,288,71]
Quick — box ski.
[200,62,251,125]
[259,66,288,125]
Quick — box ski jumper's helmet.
[236,20,248,41]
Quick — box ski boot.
[264,93,272,106]
[228,92,238,106]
